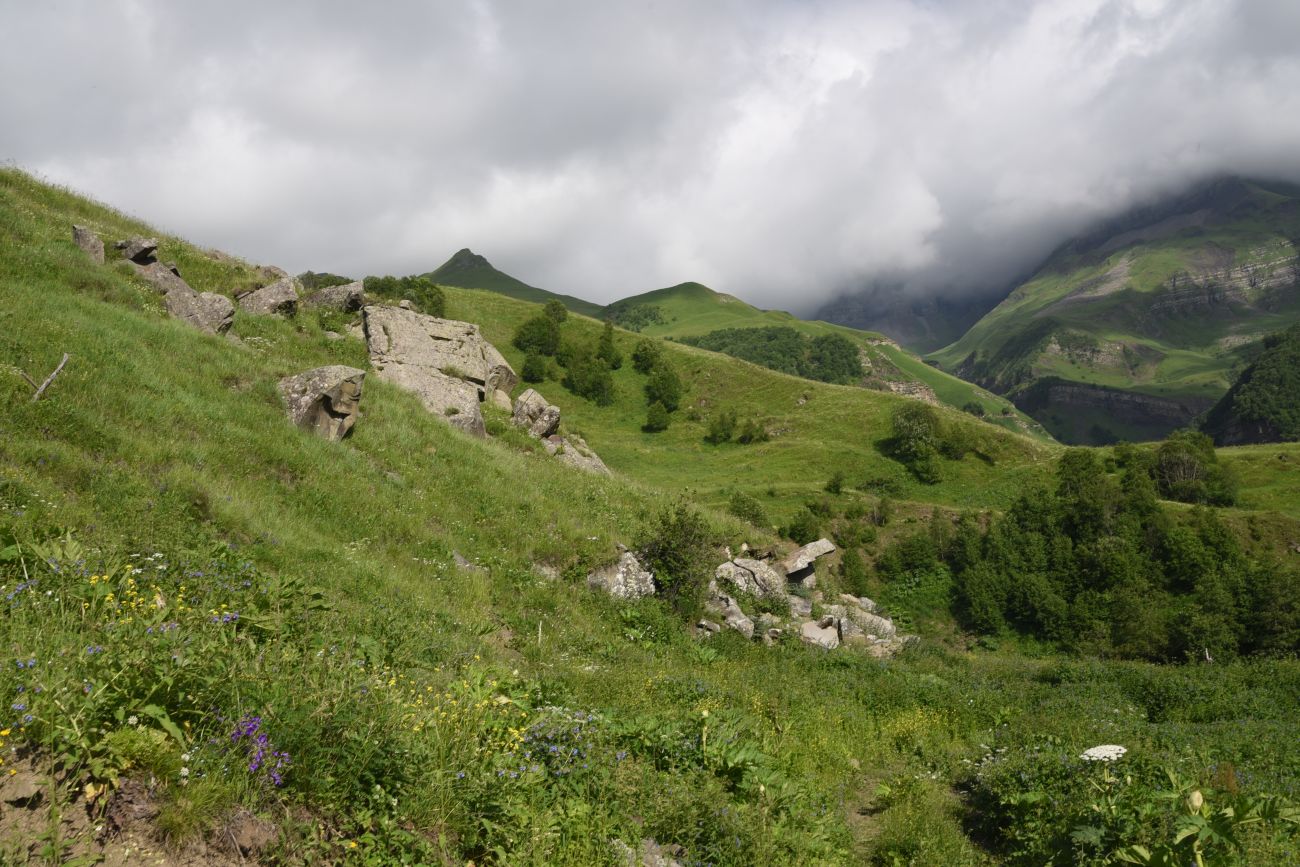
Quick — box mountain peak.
[441,248,492,273]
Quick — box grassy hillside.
[604,281,1050,440]
[425,247,605,317]
[3,168,1299,864]
[1202,323,1300,445]
[931,178,1300,444]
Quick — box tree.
[891,403,940,462]
[727,490,768,527]
[543,299,568,323]
[705,410,737,444]
[643,401,669,433]
[512,314,560,356]
[562,346,615,406]
[521,353,546,383]
[597,320,623,370]
[644,362,682,412]
[632,338,663,374]
[638,502,714,616]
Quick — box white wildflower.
[127,715,139,727]
[1080,744,1127,762]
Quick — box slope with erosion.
[930,178,1300,445]
[600,280,1050,440]
[4,169,1299,864]
[424,247,606,318]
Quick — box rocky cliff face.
[1015,379,1215,445]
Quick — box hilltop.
[2,168,1299,865]
[929,177,1300,444]
[425,247,605,318]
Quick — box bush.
[1153,429,1238,506]
[631,338,663,374]
[825,471,845,495]
[542,299,568,323]
[705,410,737,445]
[597,321,623,370]
[638,502,715,616]
[644,362,682,411]
[735,419,769,444]
[512,314,560,356]
[727,491,768,528]
[562,347,615,406]
[840,548,870,596]
[363,274,445,317]
[962,401,986,418]
[521,353,546,383]
[643,401,670,433]
[783,508,822,546]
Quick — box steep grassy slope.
[1202,323,1300,445]
[425,247,605,317]
[3,169,1299,864]
[603,281,1049,439]
[931,178,1300,444]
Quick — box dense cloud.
[3,0,1299,310]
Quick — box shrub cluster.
[680,326,863,385]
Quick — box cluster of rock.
[510,388,611,475]
[87,232,238,335]
[585,537,915,657]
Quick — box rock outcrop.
[238,277,301,317]
[164,287,235,335]
[704,591,755,639]
[278,366,365,441]
[587,549,655,600]
[715,558,786,600]
[303,281,364,312]
[130,261,192,296]
[115,237,158,264]
[362,305,522,437]
[72,225,104,264]
[545,433,611,475]
[512,389,562,438]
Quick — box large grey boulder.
[842,606,896,639]
[363,305,518,397]
[278,366,365,441]
[800,618,840,650]
[130,261,192,296]
[115,237,158,264]
[781,538,836,581]
[733,558,787,598]
[512,388,561,438]
[165,287,235,335]
[72,225,104,264]
[239,277,300,317]
[381,364,485,436]
[587,550,655,600]
[303,280,364,312]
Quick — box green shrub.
[631,338,663,374]
[705,410,737,445]
[643,401,670,433]
[638,503,714,616]
[363,274,445,317]
[542,299,568,323]
[824,471,845,495]
[727,491,768,528]
[597,320,623,370]
[645,362,683,411]
[562,346,616,406]
[521,353,546,383]
[783,508,822,545]
[512,314,561,356]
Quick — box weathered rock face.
[715,558,786,600]
[303,281,364,312]
[363,306,518,397]
[130,261,192,296]
[704,592,755,639]
[165,288,235,335]
[362,305,524,437]
[116,237,159,264]
[781,538,836,577]
[587,550,655,600]
[278,366,365,441]
[239,277,301,317]
[512,388,561,438]
[800,619,840,650]
[545,433,611,475]
[490,389,513,412]
[72,225,104,264]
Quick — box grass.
[1,167,1298,864]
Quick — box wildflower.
[1080,744,1127,762]
[127,715,139,727]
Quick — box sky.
[4,0,1300,312]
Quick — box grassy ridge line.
[425,248,606,318]
[439,285,1057,520]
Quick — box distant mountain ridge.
[928,177,1300,445]
[425,248,605,318]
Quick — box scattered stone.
[512,388,562,438]
[257,264,289,281]
[399,299,414,310]
[587,550,655,599]
[546,432,612,475]
[324,331,345,341]
[800,619,840,650]
[165,287,235,335]
[705,592,754,639]
[72,224,104,263]
[696,619,722,636]
[239,276,301,317]
[490,389,513,412]
[453,551,488,575]
[789,595,813,619]
[115,236,158,264]
[1,769,42,806]
[842,607,897,639]
[277,366,365,442]
[532,563,561,581]
[612,837,684,867]
[303,280,365,312]
[763,627,784,646]
[840,593,877,613]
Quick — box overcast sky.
[4,0,1300,311]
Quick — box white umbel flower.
[1080,744,1127,762]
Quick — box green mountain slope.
[930,178,1300,445]
[606,281,1052,440]
[1201,323,1300,445]
[426,247,605,317]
